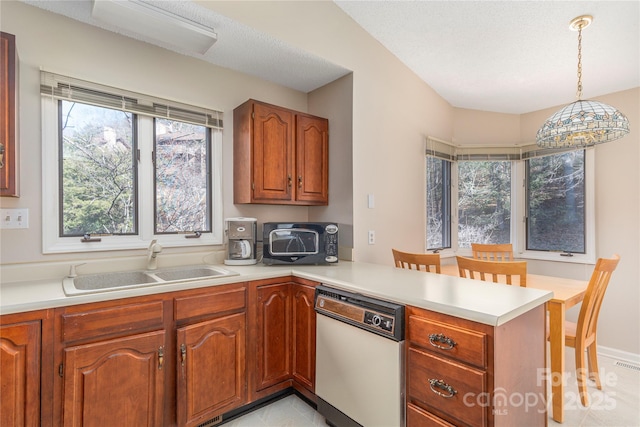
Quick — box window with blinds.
[41,71,224,253]
[424,137,593,262]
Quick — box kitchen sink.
[63,265,239,296]
[152,266,233,281]
[71,271,160,291]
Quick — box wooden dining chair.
[456,255,526,287]
[471,243,514,261]
[392,249,441,273]
[563,254,620,407]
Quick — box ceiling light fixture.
[92,0,217,55]
[536,15,629,148]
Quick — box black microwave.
[262,222,339,265]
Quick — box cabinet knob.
[287,174,292,187]
[180,344,186,367]
[298,175,302,188]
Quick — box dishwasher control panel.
[315,285,405,341]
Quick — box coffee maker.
[224,217,257,265]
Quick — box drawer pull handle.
[428,333,456,350]
[428,379,457,398]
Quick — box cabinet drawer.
[62,301,165,343]
[175,285,246,321]
[408,347,486,427]
[407,403,456,427]
[408,315,487,368]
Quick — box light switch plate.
[0,208,29,229]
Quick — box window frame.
[41,79,224,254]
[515,150,595,264]
[424,139,595,264]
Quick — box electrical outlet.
[0,208,29,229]
[368,230,375,245]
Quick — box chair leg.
[575,345,590,406]
[587,341,602,389]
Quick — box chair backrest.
[392,249,441,273]
[456,255,527,287]
[471,243,514,261]
[576,254,620,341]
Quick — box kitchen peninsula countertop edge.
[0,261,552,326]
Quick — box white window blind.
[40,70,223,129]
[425,137,455,161]
[426,137,582,161]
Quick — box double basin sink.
[63,265,239,296]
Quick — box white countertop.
[0,261,551,326]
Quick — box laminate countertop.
[0,261,551,326]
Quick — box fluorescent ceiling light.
[92,0,217,54]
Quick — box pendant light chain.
[576,24,583,100]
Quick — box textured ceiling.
[335,1,640,113]
[23,0,640,114]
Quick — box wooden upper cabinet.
[296,114,329,204]
[1,32,18,197]
[233,99,328,205]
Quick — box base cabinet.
[62,330,166,427]
[248,278,317,402]
[53,283,248,427]
[176,313,246,427]
[291,282,316,394]
[0,318,41,427]
[255,282,292,392]
[406,305,546,427]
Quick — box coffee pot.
[224,217,257,265]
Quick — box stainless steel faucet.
[147,239,163,270]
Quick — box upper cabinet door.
[0,32,18,197]
[252,103,294,202]
[296,114,328,204]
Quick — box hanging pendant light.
[536,15,630,148]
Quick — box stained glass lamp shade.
[535,15,630,149]
[536,99,630,148]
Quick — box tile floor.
[223,352,639,427]
[548,351,640,426]
[223,394,326,426]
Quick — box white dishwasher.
[315,285,405,427]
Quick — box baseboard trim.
[598,345,640,364]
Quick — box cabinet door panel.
[255,283,291,390]
[253,103,293,201]
[0,321,40,427]
[291,283,315,391]
[176,313,246,427]
[296,114,328,204]
[63,330,165,427]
